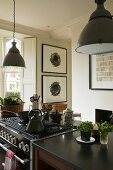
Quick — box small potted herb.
[97,121,113,144]
[77,121,94,141]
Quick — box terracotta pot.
[1,104,23,118]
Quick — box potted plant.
[97,121,113,144]
[77,121,94,141]
[0,96,24,117]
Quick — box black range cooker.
[0,117,75,170]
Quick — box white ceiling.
[0,0,113,39]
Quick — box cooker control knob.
[11,136,16,144]
[9,135,13,142]
[3,132,6,138]
[19,141,24,149]
[7,134,10,141]
[0,130,3,136]
[6,133,9,140]
[13,137,16,145]
[10,136,14,143]
[4,132,8,139]
[1,130,4,136]
[23,144,29,152]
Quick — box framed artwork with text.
[89,54,113,90]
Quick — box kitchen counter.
[33,131,113,170]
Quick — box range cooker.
[0,116,75,170]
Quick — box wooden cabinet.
[33,148,74,170]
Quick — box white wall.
[0,38,4,97]
[36,36,72,108]
[72,20,113,123]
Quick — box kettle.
[26,109,44,133]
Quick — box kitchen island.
[33,131,113,170]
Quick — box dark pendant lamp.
[75,0,113,55]
[3,0,25,67]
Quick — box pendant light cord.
[3,0,25,67]
[13,0,15,42]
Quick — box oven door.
[0,138,6,170]
[0,137,30,170]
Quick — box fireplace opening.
[95,109,112,124]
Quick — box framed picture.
[89,54,113,90]
[42,75,67,103]
[42,44,67,74]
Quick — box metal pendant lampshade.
[3,0,25,68]
[75,0,113,55]
[3,41,25,67]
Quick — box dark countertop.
[33,131,113,170]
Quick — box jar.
[63,108,73,126]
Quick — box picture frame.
[42,44,67,74]
[42,75,67,103]
[89,54,113,90]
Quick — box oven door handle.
[0,143,29,164]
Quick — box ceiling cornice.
[0,19,51,38]
[0,2,113,40]
[51,2,113,39]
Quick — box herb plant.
[77,121,94,132]
[97,121,113,133]
[0,96,24,105]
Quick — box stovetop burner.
[18,120,27,126]
[0,117,74,140]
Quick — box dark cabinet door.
[33,148,74,170]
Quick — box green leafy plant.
[0,97,3,105]
[0,96,24,105]
[77,121,94,132]
[5,92,20,98]
[97,121,113,133]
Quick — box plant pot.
[81,131,91,141]
[100,132,108,144]
[1,104,24,118]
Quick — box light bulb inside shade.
[76,43,113,55]
[75,0,113,55]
